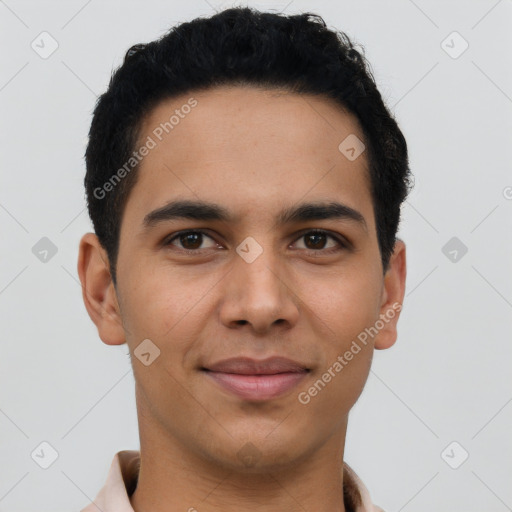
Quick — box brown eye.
[178,232,202,250]
[165,230,218,252]
[304,232,328,250]
[292,230,347,254]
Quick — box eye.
[291,229,347,254]
[164,230,219,253]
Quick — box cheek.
[120,268,220,372]
[119,259,195,335]
[305,267,382,345]
[303,268,381,410]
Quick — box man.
[78,6,410,512]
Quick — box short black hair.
[84,6,412,287]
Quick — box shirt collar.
[80,450,384,512]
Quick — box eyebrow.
[142,199,367,232]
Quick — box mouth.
[201,357,310,401]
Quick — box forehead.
[139,85,366,161]
[124,85,373,231]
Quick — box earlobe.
[374,239,407,350]
[77,232,126,346]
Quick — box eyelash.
[163,229,349,256]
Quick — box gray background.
[1,0,511,511]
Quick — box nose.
[218,245,300,335]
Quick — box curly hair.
[84,6,412,286]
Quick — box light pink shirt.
[81,450,385,512]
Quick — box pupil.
[306,233,325,249]
[182,233,201,249]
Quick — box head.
[84,7,411,286]
[79,7,410,473]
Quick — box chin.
[197,427,313,474]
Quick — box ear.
[77,232,126,345]
[374,239,407,350]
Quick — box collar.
[80,450,384,512]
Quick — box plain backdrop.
[1,1,511,511]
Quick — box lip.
[202,357,309,401]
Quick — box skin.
[78,85,406,512]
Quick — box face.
[79,85,406,472]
